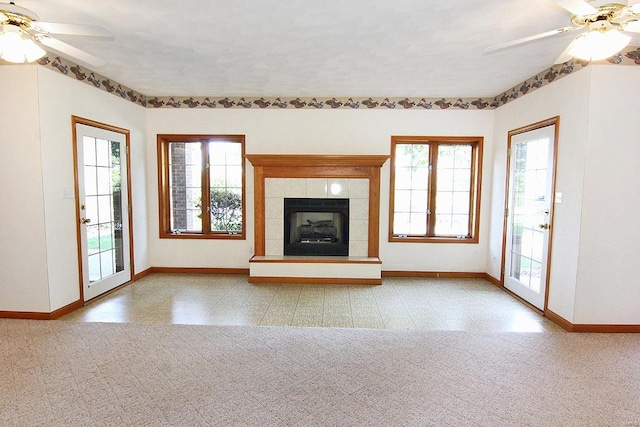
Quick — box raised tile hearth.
[246,154,388,284]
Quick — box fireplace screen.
[284,198,349,256]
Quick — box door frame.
[500,116,559,312]
[72,115,135,303]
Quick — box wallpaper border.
[10,46,640,110]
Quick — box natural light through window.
[158,135,245,239]
[389,136,482,243]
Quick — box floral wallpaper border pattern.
[30,46,640,110]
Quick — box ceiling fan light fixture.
[22,37,45,62]
[567,28,631,61]
[0,23,45,63]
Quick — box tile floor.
[60,274,564,332]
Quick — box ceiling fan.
[485,0,640,63]
[0,1,112,66]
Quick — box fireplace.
[284,198,349,256]
[246,154,388,284]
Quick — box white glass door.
[75,122,131,301]
[504,122,557,310]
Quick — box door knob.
[81,218,91,224]
[539,223,550,230]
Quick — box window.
[389,136,482,243]
[158,134,245,239]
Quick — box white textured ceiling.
[14,0,640,97]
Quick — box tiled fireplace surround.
[246,155,389,284]
[265,178,369,257]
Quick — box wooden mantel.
[246,154,389,168]
[246,154,389,258]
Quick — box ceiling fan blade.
[549,0,598,16]
[37,35,105,67]
[31,22,113,38]
[623,20,640,33]
[0,2,39,20]
[484,26,576,54]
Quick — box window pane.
[84,166,97,196]
[96,139,110,167]
[396,143,429,167]
[394,190,411,212]
[437,168,454,192]
[451,214,469,235]
[226,166,243,187]
[434,214,453,235]
[99,223,114,251]
[437,145,455,168]
[86,225,100,255]
[395,145,414,167]
[453,169,471,191]
[435,192,453,214]
[100,250,115,277]
[170,209,203,232]
[210,188,242,232]
[97,195,113,224]
[395,167,413,190]
[97,167,111,195]
[169,142,202,232]
[209,141,242,165]
[85,196,98,225]
[408,213,427,235]
[88,254,101,282]
[452,192,470,214]
[393,213,411,235]
[83,137,96,166]
[412,167,429,190]
[454,145,472,168]
[392,143,430,237]
[208,141,243,233]
[433,143,473,237]
[410,190,428,213]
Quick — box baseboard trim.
[544,309,640,333]
[483,273,502,287]
[571,324,640,333]
[0,310,52,320]
[382,271,485,278]
[544,309,574,331]
[248,276,382,285]
[149,267,250,275]
[50,300,84,319]
[133,267,154,281]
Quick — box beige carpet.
[1,319,639,426]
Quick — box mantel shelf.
[246,154,389,168]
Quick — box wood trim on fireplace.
[246,155,389,258]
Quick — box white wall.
[37,67,148,311]
[491,68,592,322]
[573,65,640,324]
[4,61,637,324]
[0,65,51,312]
[146,108,495,271]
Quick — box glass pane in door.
[509,138,549,293]
[83,136,124,283]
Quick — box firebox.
[284,198,349,256]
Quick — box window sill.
[160,232,246,240]
[389,235,478,244]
